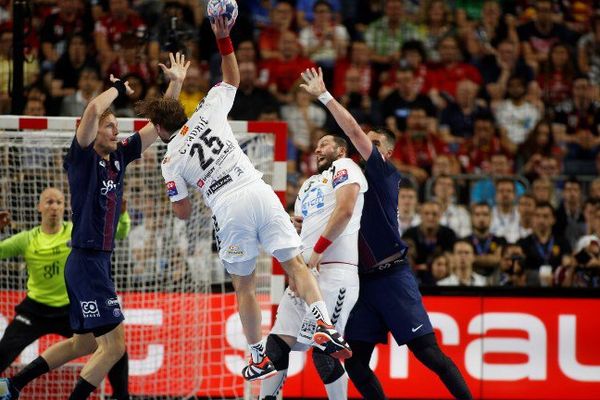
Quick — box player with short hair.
[0,188,130,399]
[0,52,190,400]
[135,17,351,381]
[259,134,367,399]
[300,67,473,399]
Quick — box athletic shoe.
[313,320,352,360]
[241,355,278,381]
[0,378,19,400]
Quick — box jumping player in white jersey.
[135,17,352,381]
[259,135,367,400]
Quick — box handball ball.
[207,0,238,29]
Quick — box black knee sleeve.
[312,348,345,384]
[265,334,290,371]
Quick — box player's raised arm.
[300,68,372,160]
[211,16,240,87]
[138,52,191,152]
[76,75,133,148]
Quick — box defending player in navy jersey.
[135,17,351,382]
[300,67,472,399]
[0,53,190,400]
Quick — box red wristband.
[314,235,332,254]
[217,36,234,56]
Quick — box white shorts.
[212,180,302,276]
[270,263,359,351]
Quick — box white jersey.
[161,82,263,209]
[294,158,368,265]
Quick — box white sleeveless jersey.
[294,158,368,265]
[161,82,263,209]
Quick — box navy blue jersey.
[64,133,141,251]
[358,143,409,273]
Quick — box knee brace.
[265,334,291,371]
[312,348,345,384]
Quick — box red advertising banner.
[1,291,599,399]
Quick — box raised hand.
[109,74,134,96]
[159,52,191,83]
[300,67,327,97]
[210,15,232,39]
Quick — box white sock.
[309,301,332,325]
[259,369,287,399]
[324,373,348,400]
[249,340,266,364]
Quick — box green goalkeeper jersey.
[0,213,130,307]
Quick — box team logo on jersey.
[166,181,178,197]
[100,180,117,196]
[121,138,130,146]
[180,125,189,136]
[332,169,349,188]
[197,179,205,188]
[99,160,106,168]
[81,300,100,318]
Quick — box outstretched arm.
[300,67,372,160]
[76,75,133,148]
[138,52,191,152]
[211,16,240,87]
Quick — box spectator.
[518,121,562,172]
[554,75,600,136]
[457,111,503,173]
[391,106,448,183]
[353,0,385,34]
[230,61,279,121]
[494,75,542,152]
[517,0,577,73]
[59,67,100,117]
[467,0,518,60]
[39,0,93,70]
[531,177,558,208]
[559,236,600,288]
[266,30,315,103]
[0,28,40,105]
[299,0,349,84]
[94,0,147,72]
[281,84,327,152]
[496,243,527,287]
[113,73,147,117]
[437,240,487,286]
[525,155,562,184]
[537,42,578,105]
[577,15,600,87]
[431,175,471,237]
[465,202,507,276]
[423,35,482,106]
[382,65,435,134]
[517,193,536,240]
[179,64,207,117]
[397,181,420,237]
[50,33,97,101]
[439,79,487,144]
[338,67,372,124]
[470,153,526,206]
[490,178,521,243]
[479,39,535,103]
[403,200,457,270]
[590,177,600,200]
[148,1,197,64]
[555,177,586,248]
[365,0,420,68]
[518,201,571,279]
[106,33,155,85]
[259,1,296,60]
[581,198,600,236]
[296,0,342,29]
[332,40,373,99]
[401,40,428,93]
[428,251,452,285]
[23,98,46,116]
[417,0,454,63]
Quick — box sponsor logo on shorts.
[411,324,423,333]
[166,181,178,197]
[106,297,120,307]
[81,300,100,318]
[206,175,233,196]
[332,169,348,188]
[226,245,244,256]
[113,308,122,318]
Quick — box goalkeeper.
[0,188,130,400]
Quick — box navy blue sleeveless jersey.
[64,133,141,251]
[358,143,409,273]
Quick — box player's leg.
[69,323,126,400]
[407,333,472,400]
[344,341,386,400]
[0,314,47,373]
[229,269,263,357]
[258,334,295,399]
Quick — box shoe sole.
[244,367,279,382]
[313,332,353,360]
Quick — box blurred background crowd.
[0,0,599,289]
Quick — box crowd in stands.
[1,0,599,288]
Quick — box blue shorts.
[345,264,433,345]
[64,248,124,333]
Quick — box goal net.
[0,116,288,399]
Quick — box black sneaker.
[313,320,352,360]
[241,355,278,381]
[0,378,19,400]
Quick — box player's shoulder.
[332,157,361,171]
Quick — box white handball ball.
[206,0,238,29]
